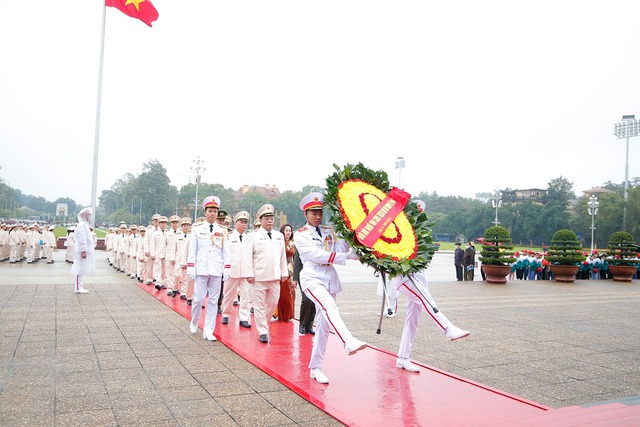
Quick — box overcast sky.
[1,1,640,206]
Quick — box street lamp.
[588,194,599,253]
[191,156,206,222]
[131,195,142,224]
[491,188,502,226]
[613,114,640,231]
[395,156,405,187]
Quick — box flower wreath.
[325,162,435,278]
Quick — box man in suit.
[187,196,230,342]
[294,192,366,385]
[243,204,288,343]
[454,242,464,281]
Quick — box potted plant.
[479,226,515,284]
[606,231,640,282]
[546,229,585,283]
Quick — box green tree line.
[2,162,639,247]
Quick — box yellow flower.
[337,180,417,259]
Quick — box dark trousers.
[455,264,463,281]
[298,285,316,330]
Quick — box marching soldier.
[144,214,161,285]
[136,227,147,282]
[65,226,76,263]
[220,211,252,328]
[164,215,181,297]
[127,225,139,277]
[44,225,56,264]
[174,217,191,301]
[243,204,288,343]
[187,197,230,341]
[294,192,366,384]
[152,216,168,290]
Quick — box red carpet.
[139,282,555,426]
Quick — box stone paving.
[1,249,639,426]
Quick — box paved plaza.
[0,249,639,426]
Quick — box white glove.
[346,249,360,260]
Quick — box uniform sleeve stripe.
[187,263,194,267]
[328,252,336,263]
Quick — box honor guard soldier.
[127,225,138,277]
[216,210,229,313]
[390,269,470,372]
[294,192,366,384]
[145,214,161,285]
[187,196,231,341]
[175,217,191,301]
[44,225,56,263]
[220,211,252,328]
[165,215,181,297]
[242,204,288,343]
[136,227,147,282]
[152,216,168,290]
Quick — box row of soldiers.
[0,223,57,264]
[104,211,249,308]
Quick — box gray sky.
[1,0,640,206]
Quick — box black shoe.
[299,326,307,334]
[239,321,251,328]
[221,317,229,325]
[160,285,167,290]
[155,284,161,290]
[307,328,315,335]
[187,300,192,306]
[180,295,187,300]
[259,334,268,343]
[217,307,222,314]
[250,308,254,314]
[171,291,178,298]
[233,300,239,306]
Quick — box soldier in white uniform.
[127,225,139,277]
[152,216,168,290]
[390,270,470,372]
[0,224,9,261]
[164,215,180,296]
[187,196,231,341]
[220,211,252,328]
[117,224,128,272]
[174,217,191,301]
[136,227,147,282]
[144,214,161,285]
[65,226,76,263]
[242,205,288,343]
[25,224,37,263]
[44,225,56,263]
[294,192,366,384]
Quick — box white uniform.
[390,269,469,372]
[44,228,55,263]
[221,229,251,323]
[187,221,230,340]
[242,227,288,338]
[294,223,360,371]
[151,227,167,288]
[164,227,179,293]
[65,230,76,263]
[71,209,96,293]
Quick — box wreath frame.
[325,162,435,278]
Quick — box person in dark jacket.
[463,242,476,281]
[454,242,464,281]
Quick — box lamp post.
[131,195,142,224]
[587,194,599,253]
[191,156,206,222]
[395,156,405,187]
[613,114,640,231]
[491,188,502,226]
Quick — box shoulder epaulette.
[297,226,307,232]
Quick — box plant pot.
[608,265,638,282]
[550,264,579,283]
[482,264,511,284]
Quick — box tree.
[546,176,575,203]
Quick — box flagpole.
[90,1,107,228]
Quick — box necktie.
[316,226,322,237]
[209,224,213,233]
[267,231,272,239]
[239,235,243,242]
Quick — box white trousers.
[74,275,85,291]
[305,284,355,370]
[397,280,453,360]
[251,280,280,336]
[165,260,177,291]
[221,277,251,322]
[154,258,166,286]
[192,275,222,337]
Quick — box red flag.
[106,0,159,27]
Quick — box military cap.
[299,192,323,211]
